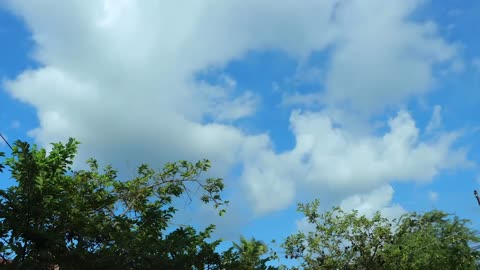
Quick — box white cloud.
[295,216,316,234]
[195,74,258,122]
[3,0,468,218]
[209,91,259,122]
[340,185,406,220]
[426,105,442,134]
[241,110,468,214]
[279,0,457,115]
[324,1,456,113]
[3,0,342,170]
[238,133,303,214]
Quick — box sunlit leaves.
[0,138,231,269]
[282,200,480,270]
[382,211,480,270]
[221,236,277,270]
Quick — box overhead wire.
[0,132,12,150]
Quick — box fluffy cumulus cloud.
[242,109,467,214]
[280,0,457,113]
[3,0,469,219]
[324,0,456,112]
[339,185,406,219]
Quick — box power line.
[474,190,480,207]
[0,132,12,150]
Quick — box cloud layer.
[3,0,468,217]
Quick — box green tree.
[382,211,480,270]
[0,139,229,269]
[220,236,277,270]
[282,199,393,270]
[282,199,480,270]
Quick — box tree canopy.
[0,138,230,269]
[282,199,480,270]
[0,138,479,269]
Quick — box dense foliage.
[0,138,479,269]
[0,139,231,269]
[282,199,480,270]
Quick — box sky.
[1,0,480,265]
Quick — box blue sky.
[1,0,480,265]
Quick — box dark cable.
[0,132,12,150]
[474,190,480,206]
